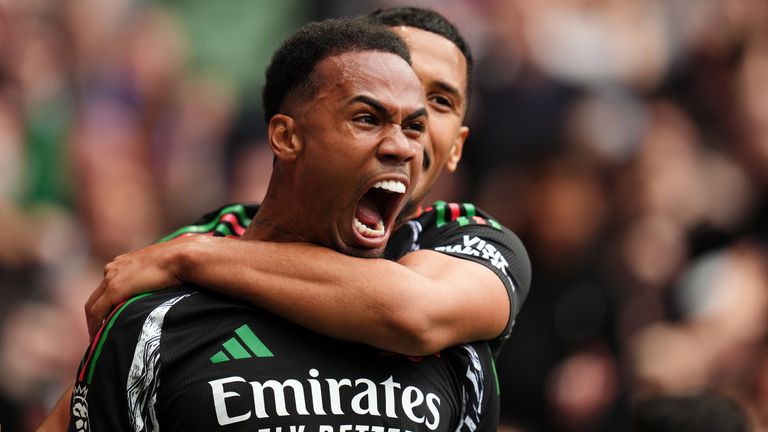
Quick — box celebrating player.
[40,16,513,432]
[86,7,531,360]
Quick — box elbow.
[384,310,448,356]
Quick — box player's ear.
[445,126,469,173]
[268,114,303,162]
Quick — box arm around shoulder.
[88,235,522,355]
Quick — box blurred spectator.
[630,242,768,401]
[632,391,751,432]
[496,156,629,432]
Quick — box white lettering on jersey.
[435,236,511,278]
[209,376,252,425]
[207,370,441,430]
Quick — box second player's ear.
[445,126,469,173]
[268,114,304,162]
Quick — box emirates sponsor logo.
[209,368,441,429]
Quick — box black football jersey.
[70,288,499,431]
[69,201,530,431]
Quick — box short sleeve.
[406,202,531,356]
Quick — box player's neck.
[239,168,300,242]
[241,198,304,243]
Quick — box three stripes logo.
[210,324,273,364]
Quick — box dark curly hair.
[262,17,410,123]
[367,6,473,107]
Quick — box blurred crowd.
[1,0,767,430]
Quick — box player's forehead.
[392,26,468,99]
[315,51,425,112]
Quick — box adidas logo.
[210,324,273,363]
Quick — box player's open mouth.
[354,179,407,239]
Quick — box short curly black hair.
[367,6,473,107]
[262,17,411,124]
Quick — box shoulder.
[79,288,198,380]
[159,202,259,241]
[401,201,532,354]
[412,201,531,293]
[414,201,506,232]
[70,288,199,430]
[107,288,199,334]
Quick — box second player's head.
[369,7,473,217]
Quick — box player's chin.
[347,245,384,259]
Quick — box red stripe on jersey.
[449,203,460,221]
[79,299,130,382]
[220,213,247,235]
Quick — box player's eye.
[429,94,454,111]
[354,114,379,125]
[403,120,426,139]
[405,121,426,133]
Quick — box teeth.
[354,218,385,238]
[354,179,403,239]
[372,180,406,194]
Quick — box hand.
[85,237,191,337]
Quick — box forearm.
[178,237,436,353]
[91,235,511,355]
[36,384,72,432]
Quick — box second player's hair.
[368,6,474,103]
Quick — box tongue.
[356,193,382,228]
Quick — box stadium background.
[1,0,767,430]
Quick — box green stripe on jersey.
[213,223,234,237]
[87,292,155,384]
[434,200,447,227]
[463,203,476,218]
[159,204,250,242]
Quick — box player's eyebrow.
[351,95,393,121]
[433,80,462,101]
[403,107,428,124]
[351,95,427,124]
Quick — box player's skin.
[83,25,511,357]
[39,46,428,432]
